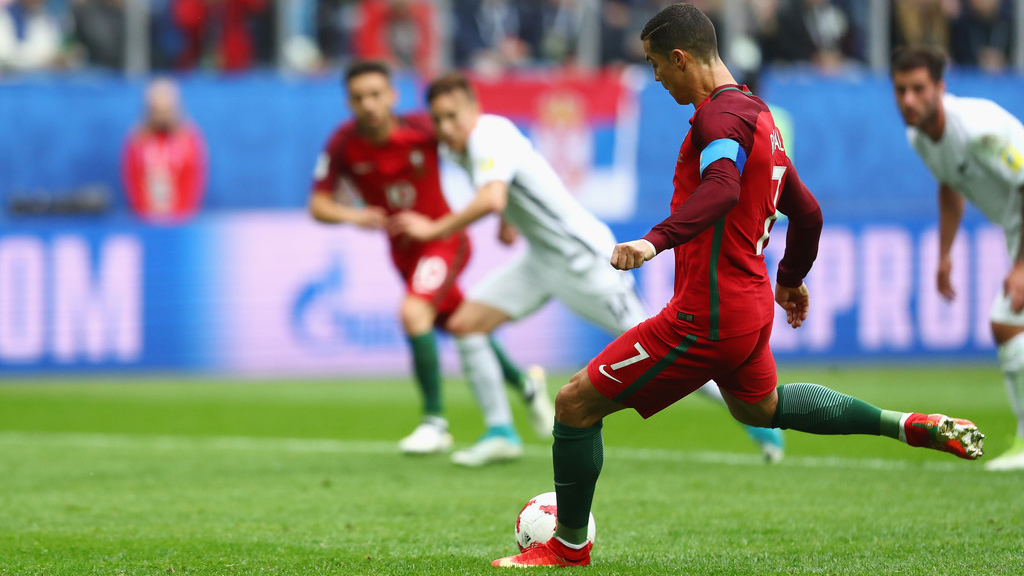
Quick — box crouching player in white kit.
[391,72,784,466]
[892,46,1024,471]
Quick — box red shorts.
[391,233,470,324]
[587,314,777,418]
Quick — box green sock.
[408,332,442,417]
[770,383,903,438]
[552,420,603,545]
[489,336,526,394]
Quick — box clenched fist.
[611,240,656,270]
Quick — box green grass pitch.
[0,366,1022,575]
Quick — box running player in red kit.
[310,61,553,457]
[493,4,985,568]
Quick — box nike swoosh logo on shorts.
[598,364,622,383]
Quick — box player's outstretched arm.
[936,184,965,301]
[611,240,656,270]
[1005,183,1024,312]
[390,180,508,241]
[309,191,386,229]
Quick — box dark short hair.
[425,72,476,104]
[345,60,391,85]
[640,3,718,63]
[890,46,946,82]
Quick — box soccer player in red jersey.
[493,4,985,568]
[310,61,554,457]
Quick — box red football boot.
[903,413,984,460]
[492,539,592,568]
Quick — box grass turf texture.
[0,367,1021,575]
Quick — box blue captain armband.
[699,138,746,176]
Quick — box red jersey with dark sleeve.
[312,113,453,220]
[312,113,469,263]
[647,86,803,341]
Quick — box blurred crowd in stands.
[0,0,1018,75]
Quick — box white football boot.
[451,428,523,467]
[523,365,555,439]
[985,437,1024,471]
[398,416,453,455]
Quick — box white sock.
[897,412,912,444]
[997,332,1024,438]
[455,334,514,429]
[696,380,725,405]
[423,415,448,430]
[554,536,588,550]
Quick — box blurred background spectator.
[452,0,539,72]
[172,0,272,71]
[353,0,438,74]
[0,1,1019,77]
[760,0,862,70]
[951,0,1014,72]
[122,78,207,223]
[0,0,64,72]
[891,0,958,53]
[71,0,125,69]
[535,0,586,66]
[598,0,637,66]
[314,0,355,66]
[150,0,184,69]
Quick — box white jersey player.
[907,94,1024,263]
[892,46,1024,471]
[444,112,642,332]
[392,72,784,466]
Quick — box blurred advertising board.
[0,213,583,375]
[206,212,581,376]
[0,215,1004,375]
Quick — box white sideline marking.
[0,431,970,472]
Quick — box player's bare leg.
[697,382,785,463]
[446,301,524,466]
[719,384,984,460]
[988,322,1024,470]
[493,369,624,567]
[397,296,452,455]
[447,300,511,335]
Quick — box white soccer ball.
[514,492,596,551]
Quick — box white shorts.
[990,290,1024,326]
[469,251,648,336]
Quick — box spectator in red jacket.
[122,78,207,224]
[354,0,438,75]
[173,0,269,70]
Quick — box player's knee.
[992,322,1024,346]
[554,371,600,428]
[400,297,435,334]
[724,390,776,428]
[444,313,473,336]
[446,308,497,336]
[554,385,582,426]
